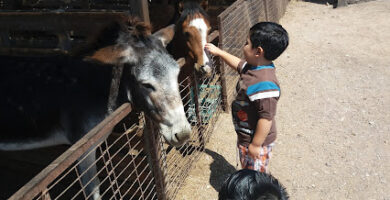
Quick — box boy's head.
[218,169,289,200]
[244,22,289,63]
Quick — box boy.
[205,22,288,172]
[218,169,289,200]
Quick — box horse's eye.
[142,83,156,92]
[184,31,190,38]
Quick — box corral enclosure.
[0,0,289,199]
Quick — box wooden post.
[130,0,150,24]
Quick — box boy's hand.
[204,43,222,56]
[248,143,262,159]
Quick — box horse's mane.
[74,16,152,57]
[176,1,209,31]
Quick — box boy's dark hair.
[219,169,289,200]
[249,22,289,61]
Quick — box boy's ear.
[256,46,264,57]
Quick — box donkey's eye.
[142,83,156,92]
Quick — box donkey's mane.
[177,1,209,31]
[76,16,152,57]
[122,17,152,39]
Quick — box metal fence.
[5,39,223,200]
[163,52,223,199]
[3,0,289,199]
[218,0,289,110]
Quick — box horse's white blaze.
[0,131,70,151]
[189,18,210,66]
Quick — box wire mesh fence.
[163,54,223,199]
[6,48,223,200]
[31,120,157,200]
[218,0,289,109]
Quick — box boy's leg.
[237,143,274,172]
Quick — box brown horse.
[168,1,212,80]
[166,1,212,121]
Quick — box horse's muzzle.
[194,63,212,77]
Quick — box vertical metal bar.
[217,15,229,112]
[192,70,202,125]
[265,0,269,22]
[130,0,150,24]
[75,166,88,199]
[130,152,145,200]
[99,143,120,200]
[107,64,124,114]
[143,118,166,200]
[41,188,52,200]
[192,70,206,147]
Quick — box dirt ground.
[175,1,390,199]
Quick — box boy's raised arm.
[205,43,242,72]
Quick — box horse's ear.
[178,1,184,14]
[200,0,209,11]
[153,24,175,47]
[84,45,135,65]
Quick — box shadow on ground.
[204,149,237,192]
[303,0,336,4]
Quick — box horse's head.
[86,18,191,146]
[176,1,212,77]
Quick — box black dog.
[219,169,289,200]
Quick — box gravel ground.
[175,1,390,199]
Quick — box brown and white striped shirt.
[232,61,280,147]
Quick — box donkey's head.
[86,17,191,146]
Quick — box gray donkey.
[0,17,191,199]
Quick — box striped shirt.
[232,61,280,147]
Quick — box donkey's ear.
[153,24,175,47]
[84,45,123,65]
[84,45,136,65]
[176,57,186,68]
